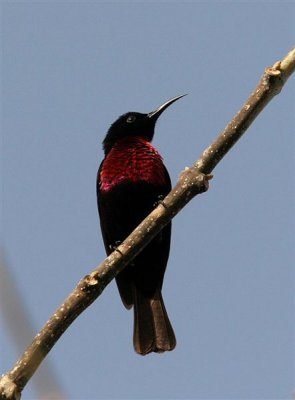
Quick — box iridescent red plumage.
[99,137,167,192]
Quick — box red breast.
[99,137,166,192]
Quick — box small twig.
[0,46,294,400]
[196,47,294,174]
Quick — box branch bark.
[1,46,294,400]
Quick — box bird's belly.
[99,181,162,244]
[98,180,172,298]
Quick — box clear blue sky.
[1,2,294,399]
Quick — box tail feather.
[133,288,176,355]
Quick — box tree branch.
[1,46,294,400]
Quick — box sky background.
[1,1,294,399]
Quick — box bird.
[97,95,185,355]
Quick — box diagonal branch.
[1,46,294,400]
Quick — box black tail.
[133,287,176,355]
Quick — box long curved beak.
[148,94,187,120]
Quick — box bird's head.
[103,94,186,154]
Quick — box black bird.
[97,95,185,355]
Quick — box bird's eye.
[126,115,136,123]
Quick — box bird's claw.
[109,241,123,255]
[153,194,167,208]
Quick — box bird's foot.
[153,194,167,208]
[109,241,123,255]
